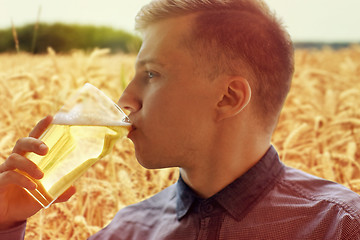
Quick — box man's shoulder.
[278,166,360,217]
[115,183,177,222]
[89,184,178,239]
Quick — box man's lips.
[127,125,136,138]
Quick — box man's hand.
[0,116,76,230]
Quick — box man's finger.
[12,137,48,156]
[29,115,53,139]
[0,153,43,179]
[0,170,37,190]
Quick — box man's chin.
[136,157,177,170]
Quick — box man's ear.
[216,77,251,121]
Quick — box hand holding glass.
[17,83,131,208]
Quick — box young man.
[1,0,359,239]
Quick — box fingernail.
[39,143,48,152]
[35,170,44,179]
[27,181,37,190]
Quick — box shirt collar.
[176,174,198,220]
[175,145,285,221]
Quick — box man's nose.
[117,82,142,114]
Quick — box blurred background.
[1,0,360,53]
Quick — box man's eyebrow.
[136,58,166,67]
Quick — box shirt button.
[203,203,214,214]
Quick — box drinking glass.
[18,83,131,208]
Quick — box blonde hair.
[136,0,294,131]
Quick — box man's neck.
[179,141,271,199]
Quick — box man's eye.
[147,71,155,79]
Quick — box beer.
[21,123,130,208]
[18,83,131,208]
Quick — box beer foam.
[53,111,130,126]
[52,83,131,126]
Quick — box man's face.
[118,16,220,169]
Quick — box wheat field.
[0,46,359,239]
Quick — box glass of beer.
[18,83,131,208]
